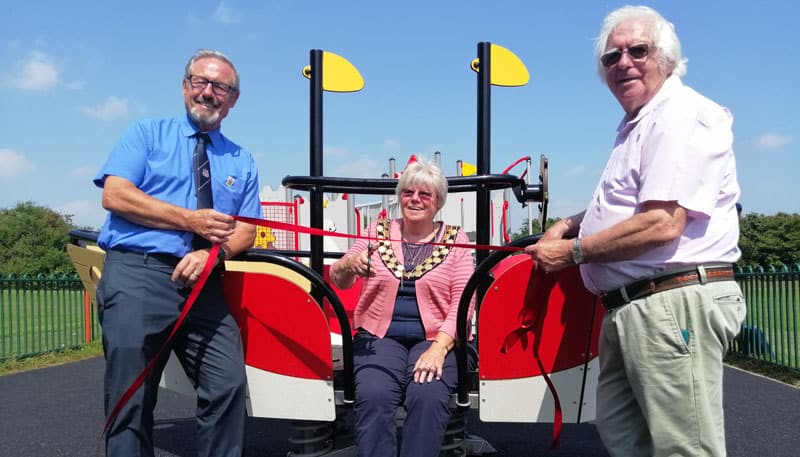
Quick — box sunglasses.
[600,44,650,67]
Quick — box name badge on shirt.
[225,176,236,187]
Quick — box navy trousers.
[97,249,246,457]
[352,331,477,457]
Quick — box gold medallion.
[374,219,460,280]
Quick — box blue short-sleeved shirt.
[94,114,262,257]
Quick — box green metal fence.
[0,273,99,361]
[732,264,800,371]
[1,266,798,371]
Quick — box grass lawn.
[0,339,102,376]
[725,353,800,388]
[1,285,97,361]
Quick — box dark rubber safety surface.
[0,357,798,457]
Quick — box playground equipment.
[68,43,603,456]
[259,151,517,256]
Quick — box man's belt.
[600,264,735,311]
[109,248,182,267]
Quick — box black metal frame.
[454,233,543,406]
[238,249,355,403]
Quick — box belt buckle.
[600,292,616,312]
[697,265,708,284]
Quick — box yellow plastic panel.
[302,52,364,93]
[323,51,364,92]
[461,162,477,176]
[224,260,312,292]
[470,44,530,87]
[67,244,106,304]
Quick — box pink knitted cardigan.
[343,218,475,341]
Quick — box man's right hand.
[189,209,236,244]
[524,238,574,273]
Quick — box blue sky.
[1,1,797,231]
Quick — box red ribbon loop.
[498,264,563,449]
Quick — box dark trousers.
[352,331,476,457]
[97,250,246,457]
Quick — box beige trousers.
[596,280,746,457]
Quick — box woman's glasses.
[400,188,434,202]
[600,44,650,67]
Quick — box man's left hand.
[172,249,217,286]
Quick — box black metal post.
[476,42,491,266]
[309,49,324,276]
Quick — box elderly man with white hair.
[525,6,745,457]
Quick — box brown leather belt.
[600,264,735,311]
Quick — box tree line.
[1,202,798,275]
[0,202,88,276]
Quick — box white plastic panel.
[245,364,336,421]
[479,358,598,423]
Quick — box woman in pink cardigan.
[330,158,476,457]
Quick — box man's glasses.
[600,44,650,67]
[185,75,238,96]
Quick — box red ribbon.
[499,264,563,449]
[232,216,525,252]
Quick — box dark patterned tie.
[193,132,212,249]
[193,132,213,209]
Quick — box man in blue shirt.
[94,49,262,457]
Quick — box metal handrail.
[282,174,546,205]
[455,233,543,406]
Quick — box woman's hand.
[346,246,376,278]
[412,339,451,383]
[330,245,376,290]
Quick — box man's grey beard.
[189,105,220,130]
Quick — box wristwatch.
[218,246,229,264]
[572,238,586,265]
